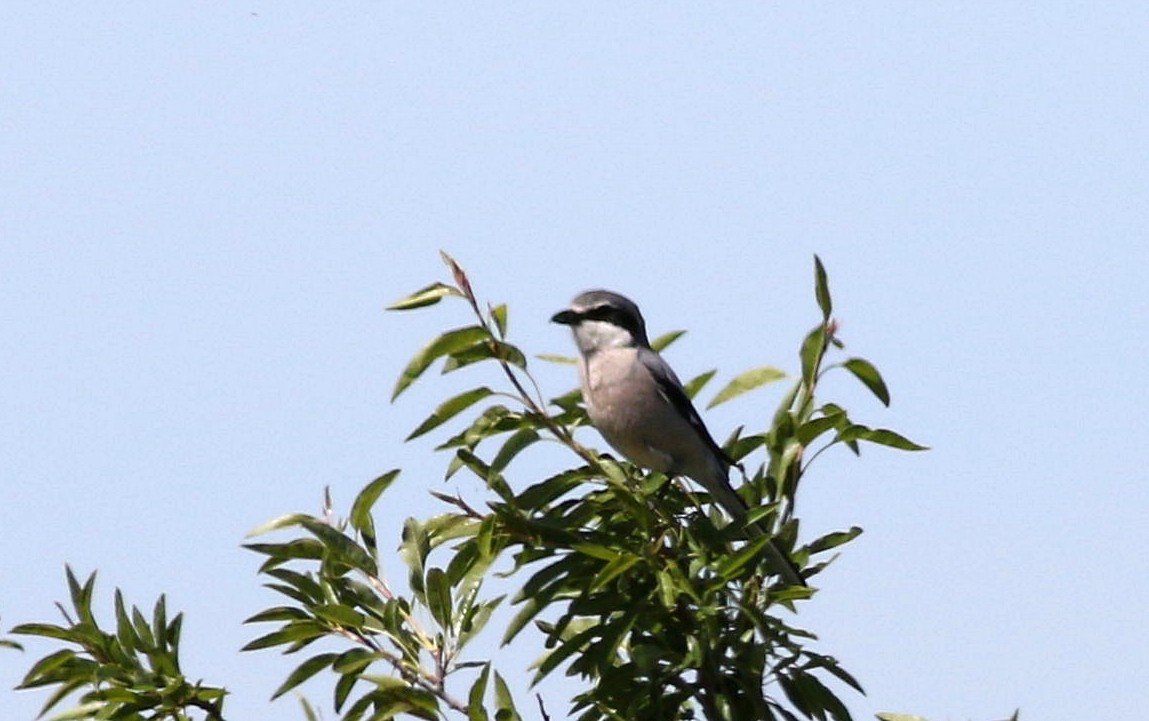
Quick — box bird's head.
[551,289,651,355]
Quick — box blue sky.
[3,3,1147,720]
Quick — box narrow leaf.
[392,325,490,401]
[490,303,508,338]
[271,653,337,700]
[842,358,890,406]
[682,369,717,400]
[814,254,832,321]
[387,282,459,311]
[490,428,540,474]
[799,326,827,386]
[425,568,453,630]
[493,671,522,721]
[804,526,864,555]
[468,663,491,721]
[349,470,401,533]
[245,513,311,538]
[650,330,686,352]
[855,428,929,451]
[708,366,787,409]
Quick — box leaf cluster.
[11,567,226,720]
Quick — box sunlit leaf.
[650,330,686,352]
[707,366,787,409]
[683,369,717,400]
[386,282,460,311]
[441,339,528,374]
[490,303,508,338]
[392,325,490,400]
[245,513,311,538]
[536,353,577,365]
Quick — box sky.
[3,3,1148,720]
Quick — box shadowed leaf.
[843,358,891,406]
[407,388,495,440]
[814,254,832,321]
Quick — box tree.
[11,253,936,721]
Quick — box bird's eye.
[586,305,616,322]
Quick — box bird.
[552,290,804,586]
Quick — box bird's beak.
[551,309,578,325]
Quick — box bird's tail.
[705,474,806,587]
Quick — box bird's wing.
[637,349,732,468]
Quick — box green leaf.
[334,670,359,711]
[493,671,522,721]
[515,467,596,511]
[842,426,929,451]
[571,543,619,562]
[716,535,777,580]
[10,623,76,643]
[707,366,787,409]
[65,567,96,627]
[682,369,717,400]
[814,254,832,321]
[796,415,843,446]
[313,604,366,628]
[490,303,508,337]
[42,701,103,720]
[875,715,931,721]
[400,519,430,598]
[241,621,327,651]
[536,353,577,365]
[490,428,540,474]
[349,469,401,537]
[650,330,686,352]
[243,606,311,624]
[441,340,527,373]
[300,519,378,576]
[387,282,460,311]
[799,326,827,387]
[425,568,453,630]
[842,358,891,406]
[589,553,641,592]
[805,526,864,555]
[392,325,491,400]
[271,653,337,700]
[405,387,496,441]
[458,596,503,649]
[244,539,326,566]
[299,695,321,721]
[245,513,311,538]
[468,663,491,721]
[19,649,77,687]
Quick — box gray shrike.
[552,290,804,586]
